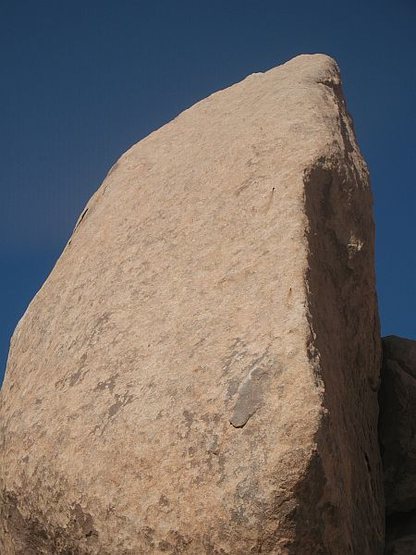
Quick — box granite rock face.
[380,336,416,554]
[0,54,383,554]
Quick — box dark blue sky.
[1,1,415,385]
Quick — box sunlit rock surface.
[0,54,383,554]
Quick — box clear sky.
[1,0,415,385]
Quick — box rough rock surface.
[380,336,416,554]
[0,54,383,554]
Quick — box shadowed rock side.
[0,54,383,554]
[380,336,416,555]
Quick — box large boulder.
[0,54,383,554]
[380,336,416,554]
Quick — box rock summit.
[1,54,384,554]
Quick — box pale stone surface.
[0,54,383,554]
[380,336,416,554]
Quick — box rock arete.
[0,54,384,554]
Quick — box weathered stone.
[380,336,416,554]
[0,54,383,554]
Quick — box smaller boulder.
[379,335,416,553]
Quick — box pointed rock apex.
[1,55,383,554]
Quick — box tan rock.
[0,54,383,554]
